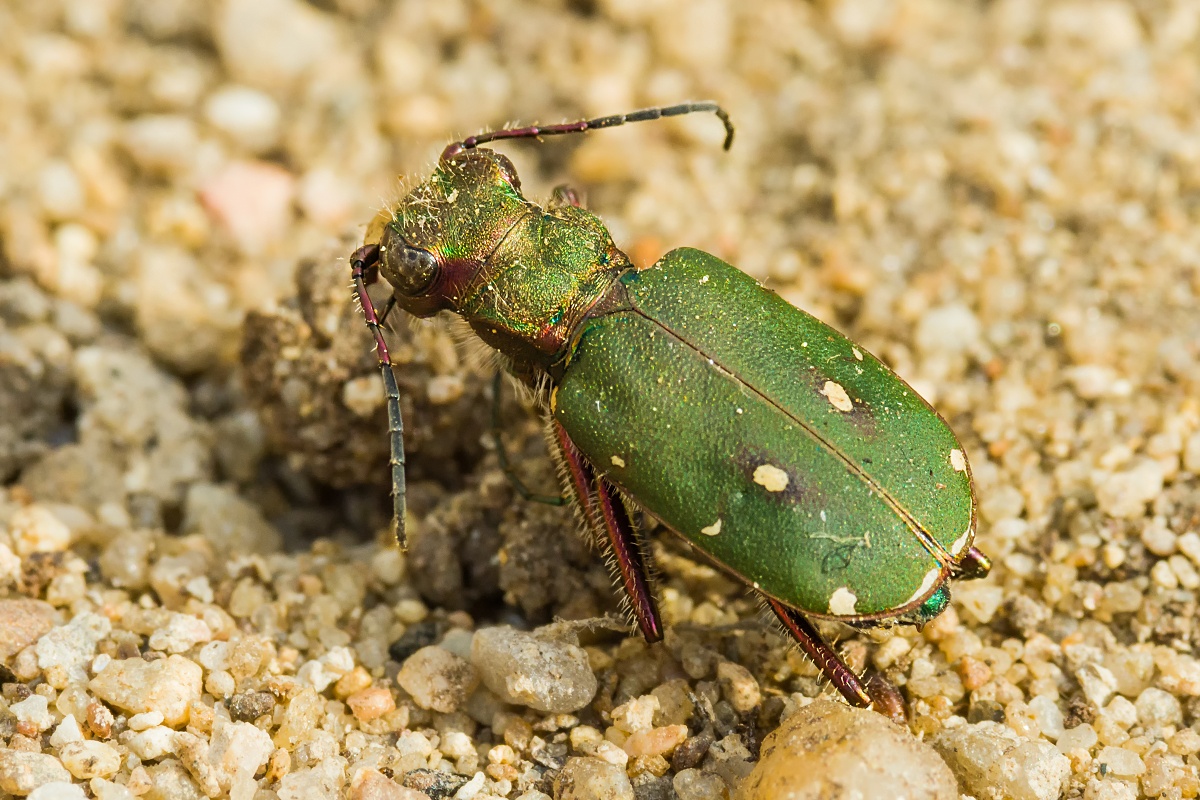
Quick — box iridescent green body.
[553,249,976,621]
[370,147,979,625]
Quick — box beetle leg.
[952,546,992,581]
[548,185,582,209]
[553,421,663,642]
[765,597,872,708]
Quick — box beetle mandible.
[350,103,991,709]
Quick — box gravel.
[2,1,1199,799]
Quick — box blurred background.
[2,1,1200,798]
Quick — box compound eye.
[379,225,439,296]
[492,152,521,190]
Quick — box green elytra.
[351,103,991,710]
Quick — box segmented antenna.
[350,244,407,548]
[442,102,735,160]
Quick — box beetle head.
[367,149,529,317]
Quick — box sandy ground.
[2,1,1200,798]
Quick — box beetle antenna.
[350,244,408,548]
[442,102,735,160]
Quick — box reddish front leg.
[553,420,662,642]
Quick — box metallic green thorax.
[552,249,977,621]
[375,151,629,369]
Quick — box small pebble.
[0,750,73,795]
[199,160,296,256]
[716,661,761,714]
[349,768,430,800]
[553,756,634,800]
[0,599,57,661]
[206,717,275,789]
[347,686,396,723]
[1055,723,1097,754]
[396,645,478,713]
[623,725,689,758]
[9,504,72,556]
[57,741,121,779]
[127,711,164,731]
[737,699,956,800]
[11,694,54,733]
[27,783,88,800]
[203,85,281,152]
[87,654,203,727]
[36,613,112,689]
[1027,696,1065,741]
[1095,746,1145,777]
[674,768,728,800]
[933,720,1069,800]
[1134,687,1181,729]
[122,114,200,175]
[470,626,597,713]
[49,715,83,748]
[228,691,276,722]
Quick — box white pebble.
[1028,696,1065,741]
[59,740,121,779]
[471,626,597,714]
[9,504,72,556]
[915,303,980,356]
[37,161,86,220]
[148,613,213,654]
[127,711,164,731]
[203,85,281,152]
[11,694,54,732]
[1095,746,1144,777]
[427,375,465,405]
[1095,459,1164,519]
[28,783,87,800]
[1075,663,1118,707]
[1140,520,1177,556]
[1055,723,1097,754]
[1134,687,1181,729]
[453,771,486,800]
[122,114,201,176]
[49,714,84,747]
[127,726,177,760]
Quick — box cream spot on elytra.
[905,567,941,606]
[821,381,853,413]
[753,464,789,492]
[700,519,722,536]
[950,524,973,556]
[852,347,863,361]
[950,449,968,473]
[611,455,626,468]
[829,587,858,616]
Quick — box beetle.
[350,103,991,708]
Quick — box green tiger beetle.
[350,102,991,710]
